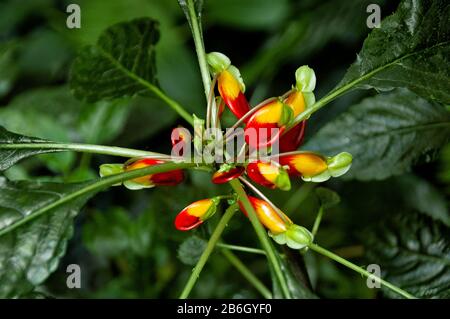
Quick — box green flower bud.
[285,225,313,250]
[206,52,231,74]
[275,168,291,191]
[327,152,353,177]
[99,164,123,186]
[295,65,316,92]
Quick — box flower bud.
[246,161,291,191]
[238,196,292,234]
[123,158,184,189]
[174,198,219,231]
[217,68,250,120]
[212,165,244,184]
[244,99,293,149]
[279,151,353,182]
[295,65,316,92]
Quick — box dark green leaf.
[361,212,450,298]
[178,236,206,266]
[70,18,160,102]
[336,0,449,104]
[0,177,93,298]
[0,126,59,171]
[305,89,450,180]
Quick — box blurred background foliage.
[0,0,448,298]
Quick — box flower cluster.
[99,52,352,250]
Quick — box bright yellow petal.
[187,199,213,217]
[218,69,241,100]
[257,162,279,184]
[254,200,291,234]
[291,153,327,177]
[284,91,306,117]
[253,100,283,124]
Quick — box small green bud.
[275,168,291,191]
[206,52,231,74]
[285,225,313,250]
[295,65,316,92]
[99,164,123,186]
[327,152,352,177]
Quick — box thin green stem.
[217,243,266,255]
[283,182,316,214]
[0,142,171,159]
[0,162,196,238]
[187,0,211,101]
[229,179,292,298]
[221,248,272,299]
[179,203,239,299]
[311,206,324,237]
[308,243,416,299]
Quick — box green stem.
[308,243,416,299]
[311,206,324,237]
[229,179,292,298]
[0,162,196,238]
[186,0,211,101]
[0,142,170,158]
[179,203,239,299]
[221,248,272,299]
[217,243,266,255]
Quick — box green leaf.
[70,18,160,102]
[178,236,207,266]
[336,0,450,104]
[0,177,94,297]
[361,212,450,298]
[305,89,450,181]
[0,126,59,171]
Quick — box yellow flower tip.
[218,69,242,100]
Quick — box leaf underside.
[0,177,93,298]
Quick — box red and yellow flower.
[239,196,292,235]
[174,198,219,231]
[123,158,184,189]
[279,152,352,182]
[212,166,244,184]
[207,52,250,120]
[244,99,293,149]
[246,161,291,191]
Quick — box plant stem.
[283,182,315,214]
[186,0,211,101]
[179,203,239,299]
[311,206,324,237]
[217,243,266,255]
[221,248,272,299]
[0,162,196,237]
[0,142,171,159]
[229,179,292,298]
[308,243,416,299]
